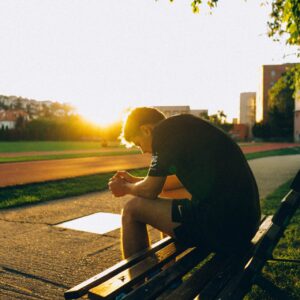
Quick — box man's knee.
[122,196,144,223]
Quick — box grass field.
[0,169,148,209]
[0,148,300,209]
[0,142,299,163]
[245,179,300,299]
[0,141,120,152]
[245,147,300,160]
[0,150,140,163]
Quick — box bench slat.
[216,192,299,300]
[272,190,299,226]
[167,216,273,300]
[64,237,174,299]
[157,253,230,300]
[196,216,273,299]
[88,241,187,299]
[124,247,211,300]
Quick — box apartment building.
[256,63,296,122]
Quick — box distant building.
[232,118,238,125]
[0,110,29,129]
[240,92,256,139]
[229,124,249,141]
[190,109,208,118]
[295,89,300,142]
[153,106,190,118]
[153,106,208,118]
[0,95,53,111]
[240,92,256,125]
[256,63,297,122]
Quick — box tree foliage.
[267,0,300,46]
[177,0,300,48]
[253,65,299,140]
[206,110,233,132]
[0,115,123,142]
[267,65,298,138]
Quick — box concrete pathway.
[248,155,300,198]
[0,155,299,300]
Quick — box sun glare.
[79,106,126,127]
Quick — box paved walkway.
[0,155,299,299]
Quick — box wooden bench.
[64,171,300,300]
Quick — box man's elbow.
[142,187,162,200]
[145,190,160,200]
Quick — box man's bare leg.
[121,196,179,259]
[121,211,150,259]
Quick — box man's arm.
[112,170,144,183]
[126,176,166,199]
[109,175,166,200]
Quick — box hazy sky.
[0,0,299,125]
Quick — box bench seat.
[65,170,300,300]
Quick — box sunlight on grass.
[245,179,300,299]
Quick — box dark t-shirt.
[148,114,261,248]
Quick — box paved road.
[0,155,299,300]
[0,143,299,187]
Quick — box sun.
[78,105,125,127]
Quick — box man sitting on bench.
[108,107,261,260]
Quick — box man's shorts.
[172,198,259,253]
[171,198,211,250]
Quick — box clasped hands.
[108,171,135,197]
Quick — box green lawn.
[1,148,300,209]
[245,147,300,160]
[245,179,300,299]
[0,141,299,164]
[0,141,120,152]
[0,150,140,163]
[0,169,148,209]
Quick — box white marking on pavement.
[56,212,121,234]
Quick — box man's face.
[131,125,153,154]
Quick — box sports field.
[0,141,138,163]
[0,141,120,152]
[0,141,299,163]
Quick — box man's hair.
[120,107,166,147]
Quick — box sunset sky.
[0,1,299,125]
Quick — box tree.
[185,0,300,48]
[267,0,300,46]
[208,110,232,132]
[252,122,272,139]
[253,65,298,140]
[15,115,27,130]
[267,65,298,138]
